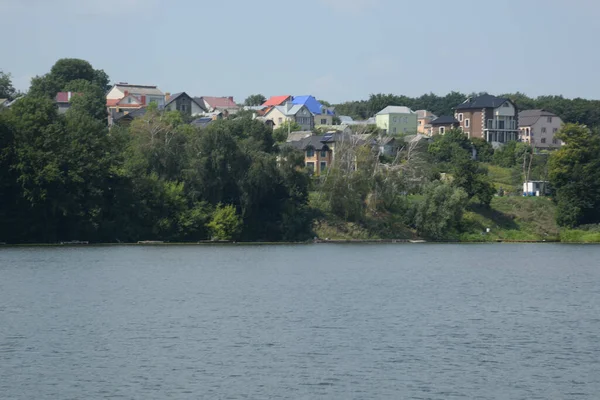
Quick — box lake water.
[1,244,599,399]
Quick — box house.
[55,92,83,114]
[287,135,334,175]
[254,116,275,129]
[262,95,292,107]
[263,103,315,131]
[416,110,437,135]
[106,83,165,109]
[429,115,460,135]
[196,96,239,114]
[164,92,206,116]
[518,109,563,148]
[353,134,398,157]
[523,180,550,196]
[375,106,418,135]
[292,95,335,126]
[454,94,518,143]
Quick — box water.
[1,244,599,399]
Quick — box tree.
[428,129,472,163]
[413,181,468,240]
[0,70,17,100]
[208,204,242,240]
[471,137,493,162]
[452,157,496,207]
[549,124,600,227]
[244,94,266,106]
[273,121,302,143]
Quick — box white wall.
[531,115,563,148]
[106,86,125,100]
[495,102,515,117]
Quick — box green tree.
[29,58,109,99]
[273,121,302,143]
[428,129,472,163]
[452,157,496,207]
[413,181,468,240]
[208,204,242,240]
[549,123,600,227]
[471,137,493,162]
[0,70,17,100]
[244,94,266,106]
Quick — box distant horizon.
[2,0,599,103]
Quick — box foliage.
[549,123,600,227]
[471,138,493,162]
[273,121,302,143]
[428,129,472,163]
[244,94,266,106]
[412,181,468,240]
[208,204,242,240]
[452,157,496,207]
[0,70,17,100]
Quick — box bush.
[208,204,242,241]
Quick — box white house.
[518,109,563,149]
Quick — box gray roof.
[287,135,331,151]
[455,94,511,110]
[274,104,309,116]
[376,106,415,115]
[286,131,312,142]
[518,109,557,127]
[415,110,437,119]
[191,117,214,129]
[430,115,459,125]
[114,107,147,122]
[113,84,164,96]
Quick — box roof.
[376,106,415,115]
[113,84,163,96]
[518,109,557,127]
[55,92,83,103]
[165,92,206,111]
[430,115,459,125]
[455,94,511,110]
[262,95,291,107]
[0,98,8,105]
[191,117,214,129]
[287,134,333,151]
[286,131,313,143]
[274,104,307,116]
[199,96,239,109]
[114,107,148,122]
[291,95,331,115]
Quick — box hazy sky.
[1,0,598,103]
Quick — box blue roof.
[292,95,327,115]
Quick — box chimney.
[165,92,171,102]
[228,96,234,102]
[124,90,129,96]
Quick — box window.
[552,138,558,144]
[458,113,464,122]
[541,138,546,144]
[320,161,327,173]
[180,104,187,112]
[547,117,553,123]
[320,150,327,158]
[306,162,315,172]
[306,148,315,157]
[465,119,470,128]
[498,120,505,129]
[393,117,397,123]
[404,117,408,123]
[393,127,397,134]
[503,102,510,107]
[321,118,327,124]
[553,128,558,133]
[541,127,547,133]
[278,117,283,124]
[419,120,423,125]
[439,126,445,134]
[127,97,132,104]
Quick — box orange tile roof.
[262,95,291,107]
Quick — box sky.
[1,0,599,104]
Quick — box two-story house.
[292,95,334,126]
[263,103,315,131]
[454,94,518,143]
[416,110,437,135]
[288,135,334,175]
[375,106,418,135]
[164,92,206,116]
[518,109,563,149]
[106,83,165,110]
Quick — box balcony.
[485,119,517,131]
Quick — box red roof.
[200,96,238,109]
[55,92,83,103]
[106,99,120,107]
[262,95,291,107]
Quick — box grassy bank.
[312,193,569,242]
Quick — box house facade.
[454,94,518,143]
[292,95,334,126]
[164,92,206,116]
[263,103,314,131]
[288,135,334,175]
[106,83,165,108]
[429,116,460,135]
[416,110,437,135]
[518,109,563,149]
[375,106,418,135]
